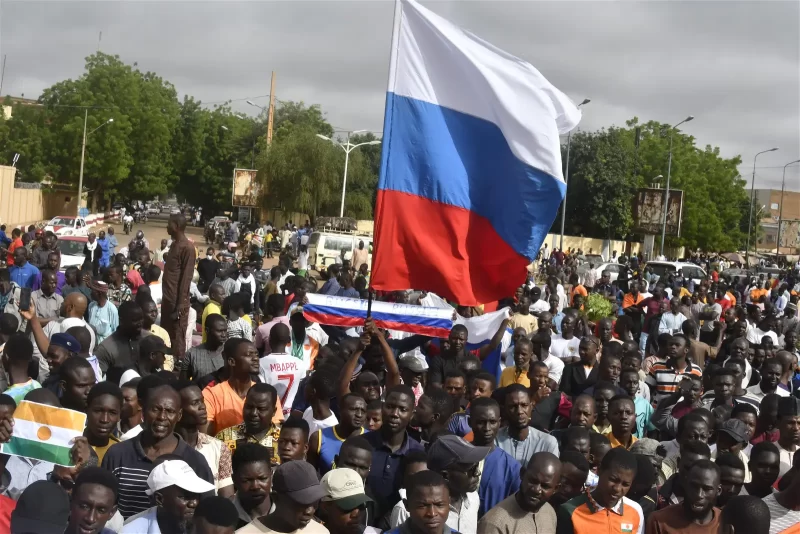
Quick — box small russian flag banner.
[303,293,453,338]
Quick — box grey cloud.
[1,0,797,189]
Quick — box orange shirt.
[750,288,768,302]
[6,238,22,266]
[622,292,644,309]
[203,380,283,434]
[570,285,588,305]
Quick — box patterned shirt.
[215,422,281,466]
[763,493,800,534]
[194,432,233,490]
[107,283,132,307]
[557,488,644,534]
[646,361,702,402]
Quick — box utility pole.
[266,71,276,146]
[77,109,88,217]
[0,55,6,97]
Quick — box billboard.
[632,188,684,236]
[779,220,800,249]
[232,168,261,208]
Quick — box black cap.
[140,335,172,355]
[10,480,70,534]
[427,435,490,471]
[272,461,326,505]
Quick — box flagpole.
[368,0,402,319]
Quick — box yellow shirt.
[509,313,538,335]
[150,324,173,371]
[92,435,120,464]
[202,301,222,343]
[499,366,531,387]
[604,431,638,450]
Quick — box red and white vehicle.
[45,216,88,237]
[56,236,88,270]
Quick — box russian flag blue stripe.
[303,304,451,331]
[380,93,566,259]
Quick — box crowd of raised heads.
[0,214,797,534]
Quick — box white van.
[307,231,373,272]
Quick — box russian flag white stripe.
[389,0,581,180]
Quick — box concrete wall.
[0,165,80,228]
[547,233,643,258]
[259,208,311,229]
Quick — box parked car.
[45,216,88,237]
[56,236,88,270]
[645,261,707,286]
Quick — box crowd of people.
[0,212,797,534]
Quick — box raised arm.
[371,321,400,388]
[477,318,510,360]
[337,334,368,400]
[18,301,50,355]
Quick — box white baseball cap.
[146,460,216,495]
[320,468,372,511]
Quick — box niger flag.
[1,401,86,466]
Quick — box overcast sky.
[1,1,798,191]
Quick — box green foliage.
[260,106,377,219]
[584,293,613,322]
[557,118,748,251]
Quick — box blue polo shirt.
[9,262,40,289]
[364,430,424,519]
[478,446,521,517]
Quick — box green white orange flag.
[0,401,85,466]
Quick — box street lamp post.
[316,131,381,217]
[559,98,590,251]
[659,115,694,259]
[745,147,779,266]
[77,109,114,217]
[776,159,800,256]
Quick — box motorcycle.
[124,219,133,234]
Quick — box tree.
[558,118,748,252]
[0,99,53,182]
[36,52,181,209]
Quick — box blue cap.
[50,333,81,353]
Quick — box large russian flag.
[371,0,582,306]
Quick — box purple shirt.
[32,270,66,295]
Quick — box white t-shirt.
[746,326,778,345]
[298,250,309,270]
[236,517,330,533]
[259,352,308,418]
[529,300,550,313]
[302,406,338,435]
[549,334,581,361]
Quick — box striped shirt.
[646,361,702,402]
[100,432,214,518]
[763,493,800,534]
[556,489,644,534]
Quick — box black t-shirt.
[197,258,220,286]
